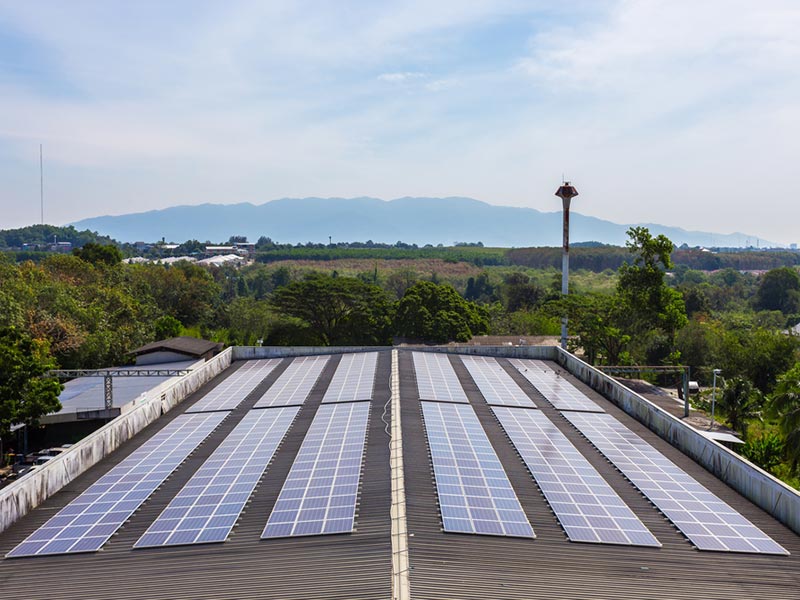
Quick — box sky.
[1,0,799,245]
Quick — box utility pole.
[40,144,44,225]
[555,182,579,350]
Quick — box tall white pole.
[555,183,579,351]
[561,197,570,350]
[40,144,44,225]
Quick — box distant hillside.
[0,224,117,248]
[70,196,772,247]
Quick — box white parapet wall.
[0,348,232,535]
[232,345,392,360]
[552,347,800,537]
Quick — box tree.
[717,376,762,436]
[225,298,274,345]
[0,328,63,438]
[617,227,687,339]
[502,273,544,312]
[72,242,123,265]
[270,274,392,345]
[394,281,489,343]
[769,363,800,472]
[754,267,800,314]
[552,294,630,365]
[154,315,183,339]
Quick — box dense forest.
[1,226,800,488]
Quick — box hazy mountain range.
[71,196,773,248]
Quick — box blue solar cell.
[412,352,469,403]
[254,356,329,408]
[188,359,282,413]
[461,356,536,407]
[134,406,299,548]
[262,402,370,539]
[492,406,660,547]
[6,412,227,558]
[509,359,604,412]
[322,353,379,403]
[563,412,789,555]
[421,401,534,538]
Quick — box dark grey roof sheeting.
[399,352,800,600]
[0,353,392,600]
[1,350,798,600]
[131,336,223,357]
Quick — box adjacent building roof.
[43,360,201,424]
[0,349,797,600]
[131,337,223,358]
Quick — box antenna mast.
[40,144,44,225]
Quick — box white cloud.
[1,1,799,244]
[377,72,426,83]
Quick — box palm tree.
[717,376,762,436]
[770,364,800,472]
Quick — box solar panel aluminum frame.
[6,412,228,558]
[261,401,371,539]
[421,401,535,539]
[492,406,661,547]
[134,406,300,548]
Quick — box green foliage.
[464,272,497,303]
[222,298,275,345]
[395,281,489,343]
[507,246,633,271]
[502,272,545,312]
[754,267,800,314]
[717,376,762,435]
[270,274,392,345]
[73,242,123,265]
[0,225,115,249]
[154,315,183,339]
[553,294,631,365]
[741,432,784,474]
[618,227,687,337]
[0,327,63,437]
[769,363,800,473]
[255,245,506,266]
[132,262,221,327]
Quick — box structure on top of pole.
[555,182,579,351]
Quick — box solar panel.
[262,401,370,538]
[492,406,660,547]
[135,407,299,548]
[509,359,604,412]
[421,401,534,538]
[187,359,282,413]
[6,412,227,558]
[563,412,789,555]
[412,352,468,403]
[322,352,378,403]
[253,355,329,408]
[461,355,536,407]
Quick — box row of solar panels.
[7,351,789,559]
[7,353,380,558]
[413,352,788,555]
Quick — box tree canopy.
[270,274,392,345]
[770,363,800,473]
[754,267,800,314]
[0,328,63,438]
[395,281,489,343]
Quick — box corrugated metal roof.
[1,350,798,600]
[131,336,223,357]
[399,352,800,600]
[0,353,392,600]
